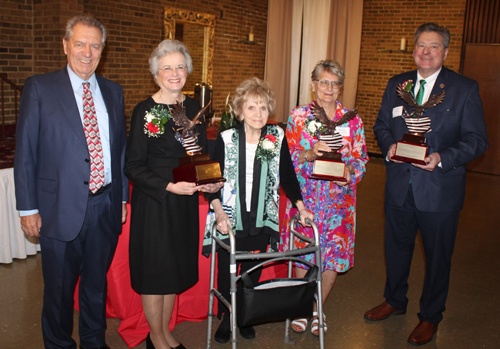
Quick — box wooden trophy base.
[309,152,347,182]
[391,134,427,165]
[173,154,226,185]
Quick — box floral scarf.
[203,125,283,249]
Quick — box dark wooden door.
[463,43,500,175]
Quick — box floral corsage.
[144,105,172,137]
[402,79,414,96]
[256,134,279,162]
[304,117,325,138]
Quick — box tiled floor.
[1,158,499,348]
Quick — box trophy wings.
[422,91,446,109]
[170,100,212,138]
[311,101,358,134]
[396,84,446,118]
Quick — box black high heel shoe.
[146,332,187,349]
[145,332,155,349]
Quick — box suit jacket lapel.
[432,67,447,96]
[55,68,87,146]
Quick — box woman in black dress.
[124,40,222,349]
[203,78,314,343]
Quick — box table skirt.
[0,168,40,264]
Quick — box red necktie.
[82,82,104,193]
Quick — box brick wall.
[356,0,467,154]
[2,0,468,144]
[1,0,34,126]
[1,0,268,128]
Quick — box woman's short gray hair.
[311,60,345,84]
[149,40,193,78]
[65,14,107,47]
[232,78,276,120]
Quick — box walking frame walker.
[206,215,325,349]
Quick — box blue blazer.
[14,68,129,241]
[373,67,488,212]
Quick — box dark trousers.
[384,185,459,324]
[217,233,269,319]
[39,190,119,349]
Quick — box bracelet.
[304,150,310,162]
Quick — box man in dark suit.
[14,14,128,349]
[365,23,488,345]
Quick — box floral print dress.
[279,101,369,273]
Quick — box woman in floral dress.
[280,60,369,336]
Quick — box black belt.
[89,183,111,196]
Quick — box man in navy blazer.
[14,15,128,349]
[365,23,488,345]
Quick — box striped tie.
[82,82,104,193]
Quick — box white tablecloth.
[0,168,40,263]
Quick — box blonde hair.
[232,78,276,120]
[311,60,345,84]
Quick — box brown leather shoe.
[364,301,406,321]
[408,321,438,346]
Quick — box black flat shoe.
[145,332,155,349]
[214,315,230,343]
[171,344,186,349]
[239,325,255,340]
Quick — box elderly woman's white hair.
[232,78,276,120]
[149,40,193,81]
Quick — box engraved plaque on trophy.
[392,84,446,165]
[309,132,348,182]
[169,101,226,185]
[308,101,358,182]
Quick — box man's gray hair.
[65,14,107,47]
[415,23,451,49]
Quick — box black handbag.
[237,265,318,327]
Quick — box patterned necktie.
[415,79,426,105]
[82,82,104,193]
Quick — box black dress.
[124,96,206,294]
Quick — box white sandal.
[291,318,309,333]
[311,311,327,336]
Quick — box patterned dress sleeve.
[341,113,369,187]
[286,105,315,179]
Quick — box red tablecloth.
[75,189,289,348]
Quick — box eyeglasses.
[315,79,342,89]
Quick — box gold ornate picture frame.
[164,8,216,88]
